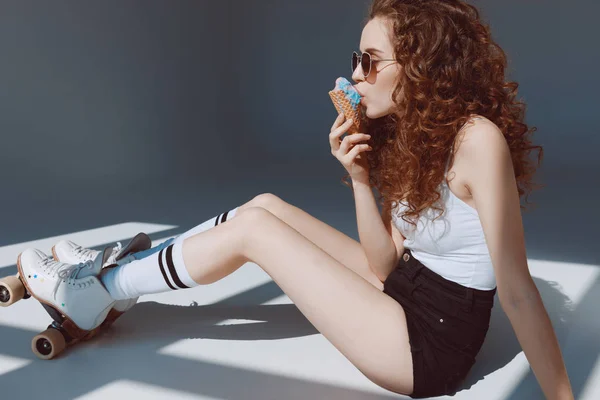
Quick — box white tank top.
[390,118,497,290]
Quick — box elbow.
[496,272,540,311]
[368,263,387,284]
[498,285,540,311]
[365,234,401,285]
[372,251,398,284]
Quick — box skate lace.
[105,242,123,265]
[74,242,122,265]
[39,257,96,301]
[73,245,98,261]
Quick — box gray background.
[0,1,598,399]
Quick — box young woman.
[18,0,573,398]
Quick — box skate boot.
[16,246,117,358]
[51,232,152,313]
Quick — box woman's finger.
[329,117,355,151]
[339,132,370,154]
[330,112,345,132]
[329,114,346,150]
[344,144,372,163]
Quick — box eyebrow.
[361,47,384,55]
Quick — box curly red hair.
[341,0,544,229]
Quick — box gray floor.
[0,161,597,399]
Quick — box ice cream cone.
[328,90,362,134]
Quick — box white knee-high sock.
[101,206,239,300]
[173,207,239,245]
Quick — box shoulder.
[455,115,504,149]
[457,116,512,193]
[449,115,506,193]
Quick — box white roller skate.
[17,247,116,332]
[9,247,123,359]
[51,232,152,312]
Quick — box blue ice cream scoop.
[332,77,361,110]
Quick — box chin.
[364,106,387,119]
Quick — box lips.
[353,86,364,97]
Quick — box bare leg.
[180,207,413,395]
[230,193,384,290]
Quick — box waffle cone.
[328,90,362,134]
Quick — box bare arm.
[501,287,574,400]
[463,121,574,399]
[352,180,401,283]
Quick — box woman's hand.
[329,113,373,184]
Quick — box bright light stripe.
[158,334,380,394]
[0,222,177,268]
[73,379,222,400]
[0,354,31,376]
[581,355,600,400]
[527,258,599,306]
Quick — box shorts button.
[403,253,410,262]
[440,319,444,323]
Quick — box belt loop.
[402,249,418,282]
[462,289,474,313]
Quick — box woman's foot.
[16,247,116,331]
[51,233,152,312]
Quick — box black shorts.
[383,248,497,398]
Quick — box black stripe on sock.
[158,249,177,290]
[165,244,191,289]
[221,210,229,223]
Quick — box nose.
[351,56,366,83]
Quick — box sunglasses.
[352,51,398,78]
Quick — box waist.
[399,249,497,305]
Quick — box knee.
[235,206,272,226]
[248,193,285,212]
[237,193,286,219]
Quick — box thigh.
[245,193,384,291]
[238,208,414,395]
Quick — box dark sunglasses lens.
[352,52,370,76]
[362,52,371,75]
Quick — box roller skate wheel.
[0,275,26,307]
[32,328,67,360]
